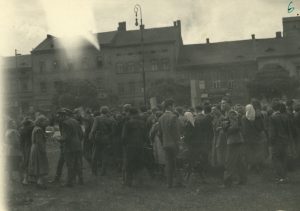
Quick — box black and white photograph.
[1,0,300,210]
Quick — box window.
[97,55,103,67]
[118,83,125,95]
[228,80,235,89]
[21,81,28,91]
[128,82,135,95]
[212,80,221,89]
[39,61,45,73]
[127,62,135,73]
[54,81,62,93]
[151,60,158,71]
[161,58,170,71]
[67,62,73,71]
[53,60,60,71]
[81,57,89,69]
[199,80,205,90]
[96,78,104,90]
[116,63,123,73]
[40,82,47,93]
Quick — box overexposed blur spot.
[40,0,99,54]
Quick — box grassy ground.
[6,141,300,211]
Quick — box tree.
[247,64,300,100]
[147,78,190,105]
[52,79,99,109]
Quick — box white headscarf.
[184,112,195,126]
[245,104,255,121]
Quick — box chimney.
[118,22,126,31]
[176,20,181,31]
[276,31,282,38]
[206,38,210,44]
[140,24,145,30]
[173,21,177,26]
[47,34,53,39]
[251,34,255,40]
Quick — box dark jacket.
[225,117,244,145]
[241,113,267,144]
[194,113,214,146]
[61,118,83,152]
[89,114,115,144]
[269,111,293,146]
[122,114,147,148]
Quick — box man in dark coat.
[59,108,84,187]
[122,107,147,186]
[158,99,182,188]
[269,101,294,184]
[194,104,214,180]
[89,106,115,176]
[19,117,34,185]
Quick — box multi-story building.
[3,16,300,112]
[28,20,182,109]
[2,54,33,115]
[177,16,300,105]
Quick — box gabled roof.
[178,35,300,67]
[2,54,31,69]
[32,25,181,52]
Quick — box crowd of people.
[4,97,300,190]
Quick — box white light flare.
[40,0,100,53]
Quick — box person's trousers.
[65,151,83,185]
[224,143,247,186]
[55,149,65,180]
[272,144,288,179]
[92,143,109,176]
[122,146,144,186]
[164,146,179,187]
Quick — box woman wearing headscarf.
[242,103,268,173]
[28,115,49,189]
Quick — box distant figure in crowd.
[242,103,268,173]
[158,99,183,188]
[122,107,147,186]
[28,115,49,189]
[223,110,247,187]
[269,100,294,184]
[59,109,84,187]
[89,106,115,177]
[5,119,22,183]
[19,117,34,185]
[149,111,165,178]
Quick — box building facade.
[3,16,300,112]
[177,16,300,106]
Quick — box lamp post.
[15,49,22,115]
[134,4,146,107]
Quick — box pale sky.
[0,0,299,57]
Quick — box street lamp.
[134,4,146,107]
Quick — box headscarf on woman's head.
[184,112,195,127]
[245,104,255,121]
